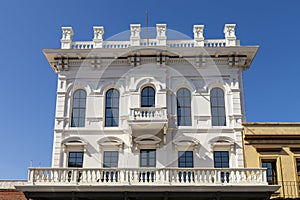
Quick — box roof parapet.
[60,23,240,49]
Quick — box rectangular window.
[68,152,83,168]
[214,151,229,168]
[178,151,193,168]
[296,159,300,181]
[140,149,156,167]
[103,151,119,168]
[262,160,277,185]
[140,149,156,182]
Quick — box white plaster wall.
[52,62,245,168]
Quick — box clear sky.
[0,0,299,180]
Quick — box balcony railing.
[70,39,232,49]
[129,108,167,121]
[28,168,267,186]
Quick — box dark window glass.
[71,90,86,127]
[296,159,300,182]
[140,149,156,167]
[214,151,229,168]
[103,151,118,168]
[68,152,83,168]
[105,89,119,127]
[262,160,277,185]
[141,87,155,107]
[177,88,192,126]
[178,151,193,168]
[210,88,226,126]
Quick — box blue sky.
[0,0,299,179]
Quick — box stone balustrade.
[130,107,167,121]
[60,24,240,49]
[28,168,267,185]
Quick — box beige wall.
[243,122,300,199]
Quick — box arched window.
[71,89,86,127]
[210,88,226,126]
[177,88,191,126]
[105,89,119,127]
[141,86,155,107]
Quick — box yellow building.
[243,122,300,199]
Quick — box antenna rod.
[146,10,149,46]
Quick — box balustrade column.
[263,169,267,183]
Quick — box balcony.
[128,108,168,135]
[17,168,280,200]
[27,168,268,186]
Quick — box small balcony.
[128,108,168,135]
[27,168,268,186]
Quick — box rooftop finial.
[224,24,237,46]
[61,27,73,49]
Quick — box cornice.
[43,46,258,73]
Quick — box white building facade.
[17,23,278,200]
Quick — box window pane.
[112,98,119,107]
[219,117,226,126]
[73,99,80,107]
[149,159,155,166]
[218,97,225,106]
[79,109,86,117]
[106,98,112,107]
[73,91,80,99]
[149,97,155,106]
[73,109,80,117]
[185,108,191,117]
[80,99,86,107]
[211,97,218,106]
[148,88,154,96]
[212,108,218,116]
